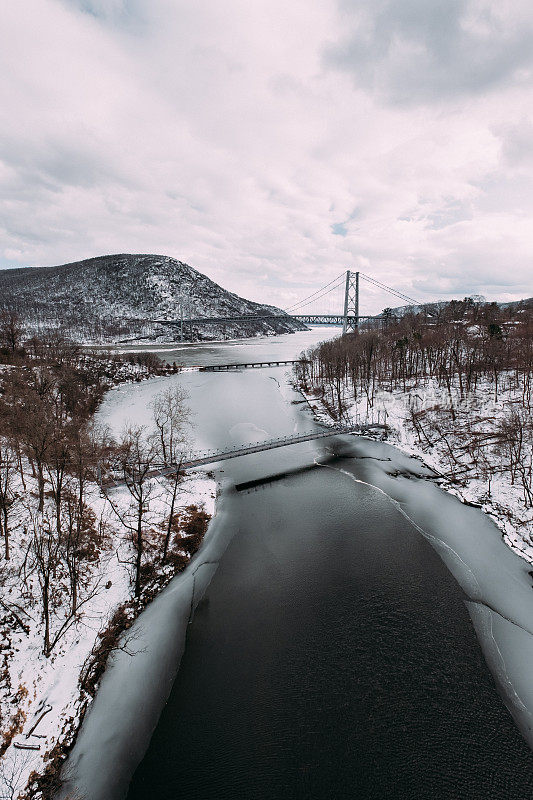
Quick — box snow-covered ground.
[299,374,533,563]
[0,461,215,799]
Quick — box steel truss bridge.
[291,314,379,326]
[199,359,304,371]
[101,426,356,489]
[156,313,381,328]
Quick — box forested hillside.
[295,297,533,557]
[0,254,304,343]
[0,324,214,797]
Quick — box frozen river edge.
[326,437,533,749]
[59,434,533,800]
[57,481,236,800]
[58,343,533,799]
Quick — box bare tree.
[497,409,533,507]
[107,425,158,598]
[149,386,190,466]
[149,387,192,564]
[29,511,102,657]
[29,513,62,656]
[0,311,23,354]
[0,440,16,559]
[3,370,55,512]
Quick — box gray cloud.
[495,118,533,167]
[0,0,532,313]
[425,198,473,230]
[326,0,533,104]
[62,0,134,21]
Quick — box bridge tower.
[342,270,359,334]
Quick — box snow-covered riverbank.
[55,477,235,800]
[298,374,532,565]
[0,420,215,799]
[60,359,533,798]
[289,371,533,752]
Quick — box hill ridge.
[0,253,304,343]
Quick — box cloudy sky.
[1,0,533,313]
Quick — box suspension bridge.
[99,426,357,489]
[155,271,424,338]
[102,272,423,486]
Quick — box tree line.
[295,298,533,506]
[0,312,204,658]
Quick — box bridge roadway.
[154,314,384,327]
[101,426,356,488]
[199,360,304,371]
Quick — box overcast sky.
[1,0,533,313]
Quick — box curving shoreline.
[57,482,234,800]
[305,423,533,751]
[56,331,533,797]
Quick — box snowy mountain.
[0,254,305,342]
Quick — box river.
[60,329,533,799]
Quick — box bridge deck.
[101,427,356,488]
[155,314,384,327]
[200,360,304,371]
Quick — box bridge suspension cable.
[285,270,423,317]
[284,272,346,313]
[358,272,422,307]
[153,268,427,337]
[286,280,345,313]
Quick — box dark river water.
[61,330,533,800]
[126,467,533,800]
[114,330,533,799]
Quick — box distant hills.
[0,254,305,343]
[384,296,533,319]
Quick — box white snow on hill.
[0,254,305,343]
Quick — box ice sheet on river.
[59,357,533,798]
[57,496,236,800]
[330,436,533,748]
